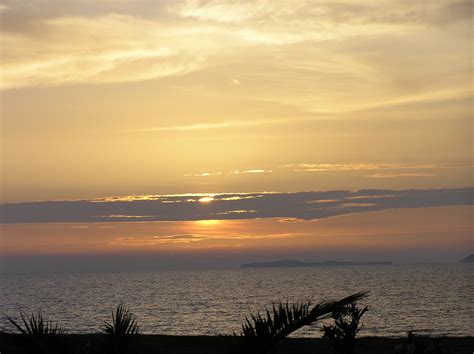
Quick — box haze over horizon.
[0,0,472,272]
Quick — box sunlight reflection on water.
[1,263,472,337]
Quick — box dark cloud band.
[0,188,472,223]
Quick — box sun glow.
[195,220,221,227]
[198,196,214,203]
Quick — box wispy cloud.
[174,0,468,26]
[214,209,256,215]
[1,14,208,90]
[95,214,156,219]
[1,188,472,223]
[185,169,272,177]
[342,202,376,208]
[368,173,435,178]
[184,163,470,179]
[138,118,294,132]
[283,163,472,172]
[345,195,396,200]
[2,0,469,91]
[110,234,211,246]
[144,122,245,132]
[109,231,306,247]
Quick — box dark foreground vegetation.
[1,293,472,354]
[1,334,473,354]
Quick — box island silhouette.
[459,254,474,263]
[241,260,392,268]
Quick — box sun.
[198,196,214,203]
[195,219,221,227]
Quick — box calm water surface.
[1,263,472,337]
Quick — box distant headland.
[241,259,392,268]
[459,254,474,263]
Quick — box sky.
[0,0,472,271]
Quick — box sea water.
[0,263,472,337]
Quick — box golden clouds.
[0,0,472,201]
[1,0,470,93]
[198,196,214,203]
[1,14,204,89]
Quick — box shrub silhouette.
[7,311,69,354]
[322,302,368,354]
[239,291,368,354]
[102,303,139,336]
[101,303,139,354]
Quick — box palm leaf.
[102,303,139,335]
[240,291,369,353]
[7,312,66,336]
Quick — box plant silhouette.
[7,311,68,354]
[101,303,140,354]
[239,291,368,354]
[322,302,368,354]
[102,303,139,336]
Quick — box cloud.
[2,0,469,90]
[186,172,224,177]
[185,169,272,177]
[110,233,212,246]
[214,209,256,215]
[138,118,294,132]
[1,13,208,89]
[1,188,472,223]
[177,0,260,24]
[434,1,473,24]
[95,214,156,219]
[345,195,396,200]
[368,173,435,178]
[143,121,247,132]
[173,0,463,27]
[283,163,472,172]
[109,230,305,247]
[341,202,376,208]
[183,163,469,179]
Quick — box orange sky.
[2,206,471,261]
[0,0,472,202]
[0,1,472,267]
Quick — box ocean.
[1,263,472,337]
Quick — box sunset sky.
[0,0,472,271]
